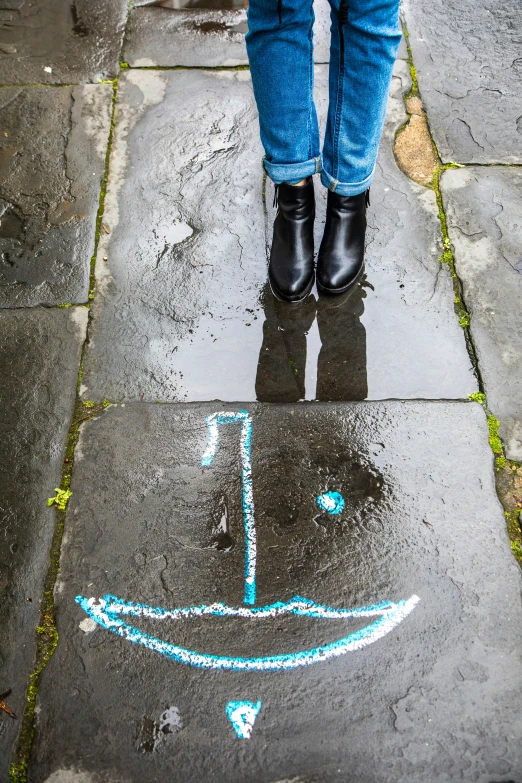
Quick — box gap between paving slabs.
[7,79,120,783]
[8,21,522,783]
[395,18,522,566]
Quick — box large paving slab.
[0,307,87,779]
[0,0,127,85]
[442,167,522,462]
[124,0,332,67]
[82,65,475,403]
[401,0,522,164]
[0,84,112,308]
[31,402,522,782]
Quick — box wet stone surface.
[442,167,522,461]
[82,65,475,403]
[123,0,332,67]
[0,307,87,778]
[402,0,522,164]
[30,402,522,782]
[0,85,112,308]
[0,0,127,85]
[124,6,249,67]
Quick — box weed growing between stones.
[46,488,72,511]
[487,415,506,470]
[496,464,522,566]
[401,25,418,97]
[467,392,486,405]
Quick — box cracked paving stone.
[124,0,332,67]
[0,307,87,778]
[0,0,127,85]
[441,167,522,461]
[0,85,112,308]
[401,0,522,164]
[81,65,475,403]
[30,402,522,782]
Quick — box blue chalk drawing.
[317,491,345,515]
[76,410,420,672]
[201,411,256,605]
[75,593,419,671]
[225,701,262,738]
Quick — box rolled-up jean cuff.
[320,166,375,196]
[263,155,322,185]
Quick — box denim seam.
[307,15,313,159]
[332,7,346,180]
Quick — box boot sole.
[268,272,315,304]
[316,262,365,297]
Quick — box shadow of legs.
[315,282,368,401]
[255,284,317,402]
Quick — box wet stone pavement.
[0,85,112,307]
[1,0,522,781]
[28,404,522,782]
[82,62,474,402]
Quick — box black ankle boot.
[316,188,369,295]
[268,178,315,303]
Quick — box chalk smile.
[75,593,420,672]
[76,411,419,671]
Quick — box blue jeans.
[245,0,402,195]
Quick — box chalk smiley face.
[76,411,420,672]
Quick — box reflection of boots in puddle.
[255,284,316,402]
[315,282,368,401]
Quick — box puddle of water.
[256,282,369,403]
[168,280,369,403]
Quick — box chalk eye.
[316,491,345,515]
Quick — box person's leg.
[246,0,320,302]
[322,0,402,195]
[317,0,401,295]
[246,0,321,186]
